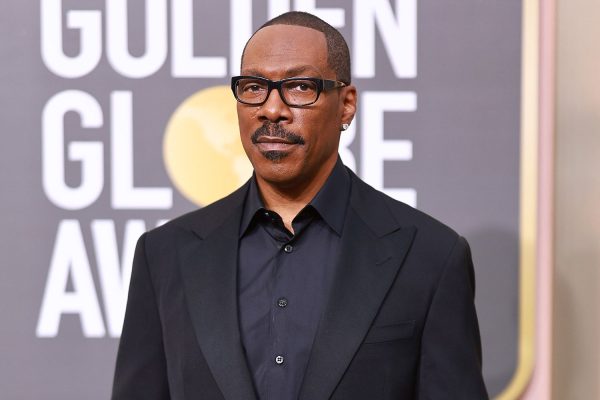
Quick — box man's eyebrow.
[241,65,322,78]
[284,65,321,77]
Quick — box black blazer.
[112,169,488,400]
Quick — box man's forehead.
[241,24,329,75]
[242,64,322,78]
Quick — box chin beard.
[262,150,289,161]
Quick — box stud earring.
[341,123,349,131]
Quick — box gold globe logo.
[163,86,253,206]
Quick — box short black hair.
[242,11,351,84]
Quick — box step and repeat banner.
[1,0,526,398]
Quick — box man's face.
[237,24,356,191]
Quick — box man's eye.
[289,81,315,92]
[243,83,264,92]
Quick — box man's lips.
[250,123,305,152]
[254,136,297,151]
[255,136,295,144]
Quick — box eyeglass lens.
[236,78,319,106]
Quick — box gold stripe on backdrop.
[495,0,538,398]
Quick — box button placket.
[271,243,289,376]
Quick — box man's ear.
[340,85,357,127]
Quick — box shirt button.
[277,298,288,308]
[283,244,293,253]
[275,355,284,365]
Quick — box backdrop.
[0,1,524,398]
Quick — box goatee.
[251,123,305,161]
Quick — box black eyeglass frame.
[230,76,347,107]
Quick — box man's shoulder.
[147,182,249,241]
[349,172,467,269]
[349,171,460,242]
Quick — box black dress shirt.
[237,158,351,400]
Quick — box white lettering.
[269,0,291,18]
[361,91,417,206]
[42,90,103,210]
[110,91,173,209]
[92,219,147,337]
[172,0,227,77]
[354,0,417,78]
[106,0,168,78]
[36,220,106,338]
[294,0,345,27]
[230,0,254,75]
[40,0,102,78]
[338,122,356,172]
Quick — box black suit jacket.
[112,169,488,400]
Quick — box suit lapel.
[179,195,257,400]
[298,179,416,400]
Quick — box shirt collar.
[239,156,351,237]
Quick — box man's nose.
[257,88,292,123]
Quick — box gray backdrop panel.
[0,0,521,398]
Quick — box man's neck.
[256,165,334,233]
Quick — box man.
[112,11,488,400]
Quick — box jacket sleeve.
[111,233,171,400]
[417,236,489,400]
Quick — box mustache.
[251,123,305,145]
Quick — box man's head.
[234,12,357,193]
[244,12,351,85]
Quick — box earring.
[341,123,349,131]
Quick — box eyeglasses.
[231,76,347,107]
